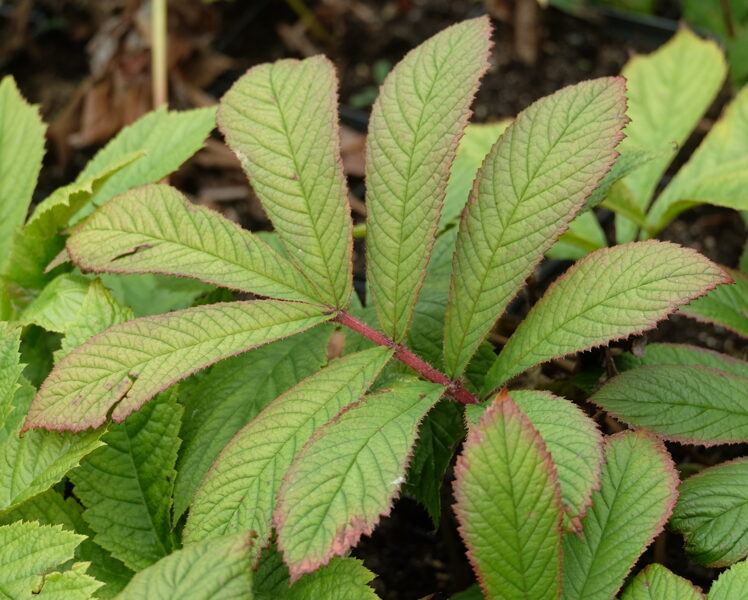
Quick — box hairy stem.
[334,311,480,405]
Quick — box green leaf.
[0,489,133,598]
[444,78,628,377]
[0,76,46,271]
[0,322,24,428]
[18,273,90,332]
[440,120,511,229]
[680,268,748,339]
[590,365,748,444]
[24,299,332,431]
[560,431,678,600]
[671,458,748,566]
[0,521,85,597]
[481,241,728,394]
[647,87,748,234]
[73,105,216,211]
[70,390,182,571]
[366,17,491,341]
[546,210,607,261]
[184,347,392,547]
[619,564,704,600]
[173,325,331,521]
[276,381,443,580]
[708,559,748,600]
[450,584,484,600]
[36,562,104,600]
[585,146,660,212]
[219,56,352,308]
[115,532,254,600]
[615,28,726,242]
[67,184,322,303]
[453,392,563,600]
[617,342,748,378]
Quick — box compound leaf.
[74,105,216,210]
[219,56,352,308]
[672,458,748,566]
[616,28,726,242]
[444,77,627,377]
[184,347,392,547]
[482,241,728,394]
[173,325,330,521]
[366,17,491,341]
[70,390,182,571]
[24,299,332,432]
[619,564,704,600]
[708,559,748,600]
[680,268,748,339]
[0,76,46,270]
[647,87,748,234]
[68,184,321,303]
[115,532,254,600]
[590,365,748,444]
[276,381,443,580]
[453,392,563,600]
[561,431,678,600]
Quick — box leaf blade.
[619,564,704,600]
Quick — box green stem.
[152,0,168,108]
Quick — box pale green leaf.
[25,299,332,431]
[672,458,748,566]
[219,56,352,308]
[98,272,211,317]
[68,184,322,303]
[454,392,563,600]
[3,152,141,295]
[441,120,511,229]
[366,17,491,340]
[18,273,90,332]
[617,342,748,378]
[115,532,254,600]
[590,365,748,444]
[0,521,84,597]
[184,347,392,546]
[585,146,660,211]
[619,564,704,600]
[74,105,216,211]
[647,86,748,234]
[602,180,647,228]
[560,431,678,600]
[481,241,728,394]
[36,562,104,600]
[276,381,443,580]
[0,489,133,598]
[708,559,748,600]
[0,322,24,429]
[173,325,330,521]
[546,210,607,261]
[444,78,628,377]
[680,268,748,339]
[71,390,182,571]
[616,28,726,242]
[0,76,46,270]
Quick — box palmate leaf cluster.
[1,16,747,600]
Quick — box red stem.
[334,311,480,405]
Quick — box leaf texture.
[619,564,704,600]
[590,365,748,444]
[276,380,443,580]
[671,458,748,566]
[36,562,104,600]
[70,390,182,571]
[366,17,491,341]
[444,77,628,377]
[219,56,352,307]
[617,342,748,378]
[0,76,46,269]
[68,184,321,303]
[560,431,678,600]
[481,241,728,394]
[184,347,392,547]
[616,28,726,242]
[173,325,330,521]
[115,533,254,600]
[25,299,331,431]
[453,392,563,600]
[680,268,748,339]
[708,559,748,600]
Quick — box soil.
[3,1,747,598]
